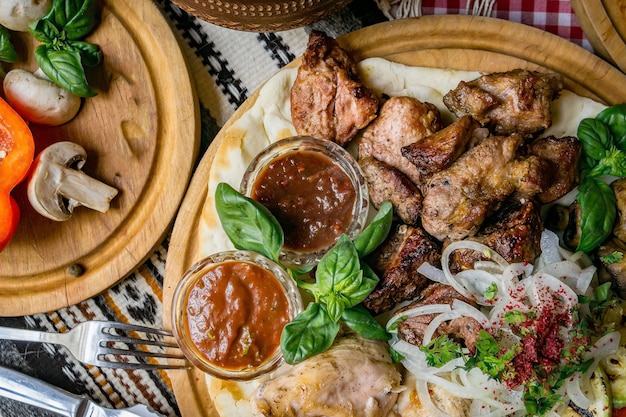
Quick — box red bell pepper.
[0,96,34,252]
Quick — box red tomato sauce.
[251,150,356,252]
[183,260,290,370]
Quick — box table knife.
[0,365,163,417]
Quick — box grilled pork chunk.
[396,283,483,353]
[252,332,402,417]
[359,96,442,185]
[363,223,441,314]
[420,133,551,241]
[443,69,563,138]
[401,115,484,176]
[448,199,543,272]
[359,156,422,225]
[290,30,378,146]
[525,135,582,203]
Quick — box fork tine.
[92,359,190,371]
[99,321,175,337]
[100,334,179,349]
[98,346,186,360]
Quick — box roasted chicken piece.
[363,223,441,314]
[525,135,582,203]
[420,133,551,241]
[252,332,402,417]
[443,69,563,138]
[359,156,422,225]
[448,199,544,272]
[396,283,483,353]
[613,177,626,243]
[290,30,378,146]
[401,115,484,176]
[359,96,442,185]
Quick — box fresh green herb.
[0,26,17,64]
[464,330,515,381]
[215,182,283,262]
[341,304,391,341]
[29,0,102,97]
[214,183,393,364]
[502,310,535,324]
[280,302,340,365]
[419,335,463,367]
[601,251,624,264]
[575,104,626,252]
[389,347,405,363]
[484,283,498,300]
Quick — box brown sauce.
[251,150,356,251]
[183,260,290,370]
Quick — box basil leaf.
[0,26,17,63]
[214,182,283,262]
[45,0,99,39]
[341,305,390,341]
[577,177,617,253]
[70,40,102,67]
[35,45,96,97]
[353,201,393,258]
[324,291,351,323]
[316,235,360,296]
[577,118,612,161]
[280,302,339,364]
[347,263,379,304]
[597,103,626,152]
[29,19,60,43]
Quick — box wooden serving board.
[0,0,199,316]
[571,0,626,73]
[162,15,626,417]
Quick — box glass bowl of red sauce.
[240,136,369,267]
[171,250,303,380]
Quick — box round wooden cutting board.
[0,0,199,316]
[162,15,626,417]
[571,0,626,73]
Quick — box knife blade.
[0,365,163,417]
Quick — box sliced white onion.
[417,261,446,284]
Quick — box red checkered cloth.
[420,0,590,50]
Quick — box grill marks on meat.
[448,199,544,272]
[443,69,564,138]
[363,224,441,315]
[396,283,483,353]
[290,30,378,146]
[252,332,402,417]
[421,133,551,241]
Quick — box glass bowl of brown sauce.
[171,250,303,380]
[240,136,369,267]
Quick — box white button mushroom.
[3,68,82,126]
[27,141,119,221]
[0,0,52,32]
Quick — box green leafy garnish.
[484,282,498,300]
[214,183,394,364]
[0,26,17,64]
[600,251,624,264]
[419,335,463,367]
[464,330,515,381]
[575,103,626,252]
[29,0,102,97]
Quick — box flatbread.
[195,57,607,416]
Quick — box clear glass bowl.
[240,136,369,267]
[171,250,303,380]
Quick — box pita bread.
[195,57,607,416]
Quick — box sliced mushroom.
[27,141,118,221]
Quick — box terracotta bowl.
[171,0,354,32]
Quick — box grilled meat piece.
[421,133,551,241]
[359,156,422,225]
[401,115,483,176]
[443,69,563,138]
[363,223,441,314]
[359,96,442,185]
[525,135,582,203]
[598,237,626,298]
[252,332,402,417]
[613,178,626,243]
[396,283,483,353]
[290,30,378,146]
[448,199,544,272]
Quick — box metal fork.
[0,321,189,371]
